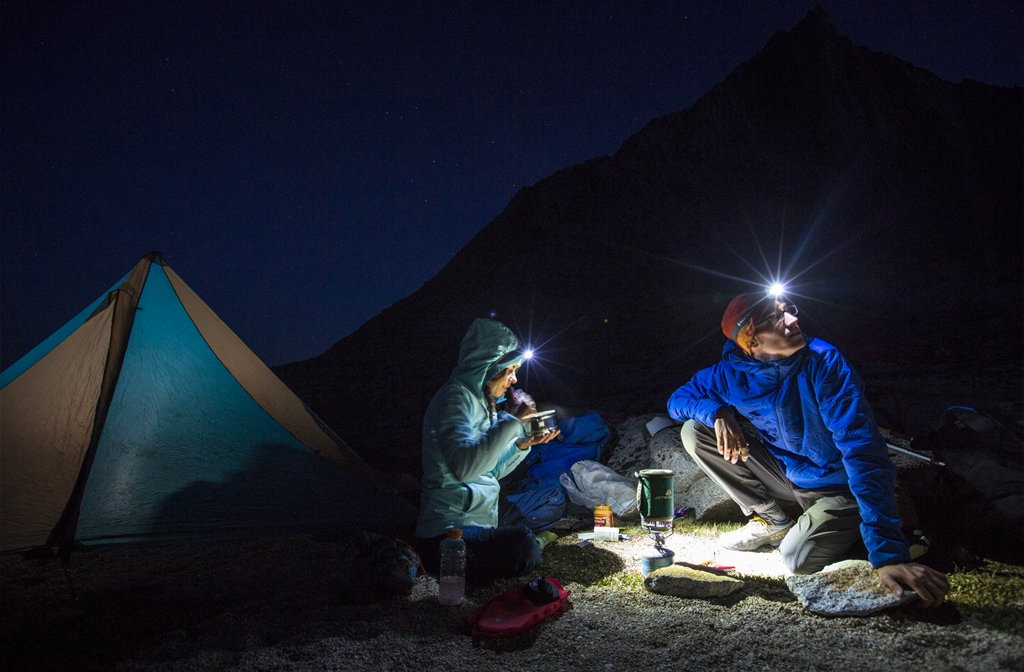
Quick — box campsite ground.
[3,518,1023,671]
[4,404,1023,672]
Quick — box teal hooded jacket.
[416,319,529,538]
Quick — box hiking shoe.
[719,515,794,551]
[535,531,558,551]
[908,529,930,560]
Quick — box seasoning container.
[594,504,614,528]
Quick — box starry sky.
[2,1,1021,369]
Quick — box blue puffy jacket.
[667,337,909,567]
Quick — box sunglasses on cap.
[754,302,799,330]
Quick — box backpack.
[914,406,1023,527]
[498,483,566,533]
[352,532,422,598]
[903,407,1024,563]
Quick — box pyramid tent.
[1,252,415,553]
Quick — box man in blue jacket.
[668,292,948,606]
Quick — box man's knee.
[680,418,714,459]
[780,541,819,575]
[778,513,859,575]
[779,530,828,574]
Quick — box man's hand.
[713,408,749,463]
[877,563,949,608]
[516,429,560,450]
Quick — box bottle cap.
[447,528,463,540]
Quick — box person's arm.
[815,349,949,606]
[815,349,907,565]
[669,364,748,462]
[667,364,730,426]
[490,410,530,479]
[434,388,525,482]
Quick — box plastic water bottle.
[438,528,466,605]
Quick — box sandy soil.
[3,524,1022,672]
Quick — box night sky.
[2,1,1021,369]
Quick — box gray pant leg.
[680,419,796,516]
[778,494,862,574]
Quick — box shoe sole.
[720,529,791,552]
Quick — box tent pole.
[54,546,78,602]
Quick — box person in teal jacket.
[668,292,948,607]
[416,318,559,584]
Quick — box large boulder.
[647,424,743,521]
[606,415,656,476]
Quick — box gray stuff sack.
[559,460,639,520]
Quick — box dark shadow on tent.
[150,442,391,543]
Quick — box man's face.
[750,301,806,360]
[485,363,520,399]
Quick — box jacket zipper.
[773,361,784,443]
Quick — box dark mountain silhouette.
[277,6,1022,474]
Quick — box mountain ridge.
[277,7,1022,472]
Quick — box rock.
[606,415,657,475]
[648,428,704,492]
[785,559,919,616]
[684,477,744,521]
[644,565,745,598]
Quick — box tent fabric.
[163,266,359,471]
[1,253,414,552]
[54,259,152,549]
[0,304,115,551]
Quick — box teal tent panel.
[75,265,377,544]
[1,271,130,389]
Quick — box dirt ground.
[4,401,1022,672]
[3,524,1023,672]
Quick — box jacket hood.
[721,336,815,377]
[451,319,523,395]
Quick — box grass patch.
[947,560,1024,636]
[593,571,646,592]
[612,516,742,539]
[672,517,742,537]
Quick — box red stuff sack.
[467,577,570,638]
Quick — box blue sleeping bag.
[499,412,610,531]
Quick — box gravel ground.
[4,410,1022,671]
[3,527,1022,672]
